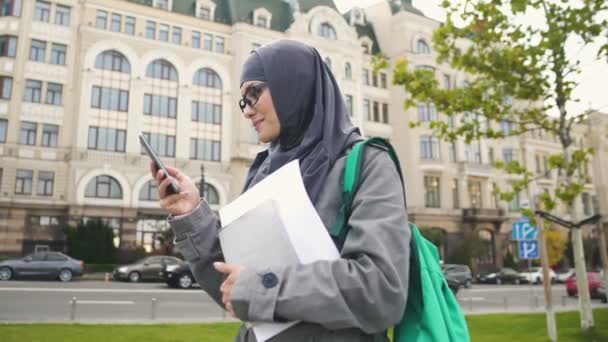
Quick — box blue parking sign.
[519,240,539,259]
[512,221,538,240]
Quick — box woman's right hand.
[151,161,201,216]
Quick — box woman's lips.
[253,119,264,130]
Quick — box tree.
[544,225,568,267]
[63,219,116,264]
[382,0,607,330]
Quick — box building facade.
[0,0,604,269]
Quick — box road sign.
[512,221,538,240]
[519,240,540,259]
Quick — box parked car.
[442,264,473,288]
[162,262,197,289]
[555,268,575,283]
[566,272,604,299]
[0,252,83,282]
[477,267,523,285]
[598,279,608,303]
[113,256,182,282]
[519,267,556,284]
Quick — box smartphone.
[139,133,181,195]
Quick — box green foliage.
[380,0,608,218]
[503,249,518,270]
[419,227,445,248]
[452,232,482,266]
[63,219,116,264]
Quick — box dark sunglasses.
[239,83,268,112]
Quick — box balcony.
[462,208,507,223]
[457,161,494,176]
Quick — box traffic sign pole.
[537,211,557,342]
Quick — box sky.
[333,0,608,117]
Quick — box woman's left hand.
[214,262,245,319]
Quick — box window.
[96,10,107,30]
[50,43,66,65]
[319,22,337,39]
[372,72,378,87]
[146,60,177,81]
[448,142,457,162]
[443,74,451,89]
[0,35,17,57]
[465,142,482,163]
[344,95,353,116]
[362,68,369,85]
[46,83,62,105]
[144,94,177,118]
[55,5,70,26]
[345,62,352,80]
[0,76,12,99]
[503,148,517,163]
[95,50,130,73]
[110,13,121,32]
[37,171,53,196]
[362,42,370,54]
[363,99,370,121]
[146,20,156,39]
[139,180,159,201]
[468,179,482,208]
[193,68,222,89]
[0,0,22,17]
[416,39,430,54]
[380,73,387,88]
[199,6,210,20]
[190,138,221,161]
[424,175,441,208]
[488,147,495,165]
[582,193,591,216]
[91,86,129,111]
[87,126,126,152]
[46,253,66,261]
[0,118,6,143]
[372,101,379,122]
[141,132,175,157]
[452,179,459,208]
[125,16,135,35]
[41,123,58,147]
[382,103,389,123]
[508,190,520,211]
[202,183,219,205]
[34,1,50,22]
[15,169,33,194]
[192,31,200,48]
[255,16,267,28]
[191,101,221,123]
[154,0,169,10]
[490,182,499,208]
[501,119,513,136]
[159,24,169,42]
[420,135,440,160]
[419,102,437,122]
[215,36,225,53]
[24,80,42,103]
[477,230,495,264]
[29,39,46,62]
[203,33,212,51]
[172,26,182,44]
[85,175,122,199]
[30,215,59,226]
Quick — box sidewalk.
[81,272,110,281]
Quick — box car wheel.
[567,291,576,297]
[464,280,472,289]
[128,271,141,283]
[496,278,502,285]
[59,269,73,282]
[0,266,12,281]
[602,295,607,304]
[535,277,542,285]
[178,274,193,289]
[515,278,521,285]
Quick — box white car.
[555,268,575,283]
[520,267,556,284]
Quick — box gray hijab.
[241,40,361,203]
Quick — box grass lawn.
[1,309,606,342]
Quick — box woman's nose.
[243,104,255,118]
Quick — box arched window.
[85,175,122,199]
[477,230,495,264]
[196,182,219,205]
[95,50,131,73]
[318,22,337,39]
[324,57,332,70]
[146,59,178,81]
[139,180,159,201]
[416,39,431,54]
[193,68,222,89]
[344,62,352,80]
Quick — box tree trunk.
[570,204,594,329]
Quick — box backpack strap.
[329,137,406,246]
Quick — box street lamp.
[199,164,205,199]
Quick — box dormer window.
[253,8,272,29]
[196,0,216,20]
[350,7,365,26]
[319,22,337,39]
[362,43,370,54]
[360,36,373,55]
[153,0,171,11]
[416,39,431,54]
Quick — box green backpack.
[329,137,470,342]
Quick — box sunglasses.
[239,83,268,112]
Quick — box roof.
[390,0,425,16]
[343,10,381,55]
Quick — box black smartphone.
[139,133,181,195]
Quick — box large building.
[0,0,604,270]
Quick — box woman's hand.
[151,161,201,216]
[214,262,245,319]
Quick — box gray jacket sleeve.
[169,201,226,308]
[230,150,410,334]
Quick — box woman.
[153,39,410,341]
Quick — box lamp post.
[199,164,205,199]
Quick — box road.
[0,280,605,323]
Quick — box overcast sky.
[333,0,608,117]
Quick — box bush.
[84,264,116,273]
[63,219,116,264]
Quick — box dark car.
[113,256,182,282]
[477,267,523,285]
[444,273,461,295]
[442,264,473,288]
[0,252,84,282]
[162,262,197,289]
